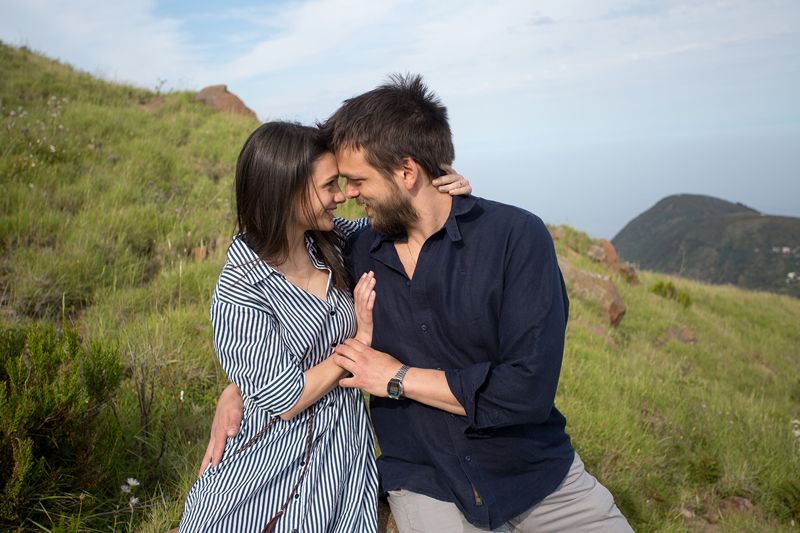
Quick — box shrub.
[650,280,692,308]
[0,321,123,527]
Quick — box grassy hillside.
[1,44,799,532]
[612,194,800,298]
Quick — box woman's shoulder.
[213,236,276,310]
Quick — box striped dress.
[180,219,377,533]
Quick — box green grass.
[2,42,799,532]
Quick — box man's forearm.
[402,367,466,416]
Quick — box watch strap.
[393,364,410,382]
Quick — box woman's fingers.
[433,167,472,196]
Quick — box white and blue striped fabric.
[180,218,377,532]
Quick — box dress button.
[329,309,336,316]
[295,493,300,499]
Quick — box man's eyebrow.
[341,174,366,180]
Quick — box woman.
[179,122,470,532]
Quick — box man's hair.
[319,73,455,181]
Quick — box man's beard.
[360,193,418,236]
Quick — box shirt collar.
[228,233,327,285]
[369,194,479,251]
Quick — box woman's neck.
[275,223,313,275]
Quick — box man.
[206,75,632,532]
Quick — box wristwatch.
[387,364,410,399]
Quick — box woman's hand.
[433,165,472,196]
[353,271,376,346]
[197,383,244,477]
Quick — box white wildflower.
[120,484,131,493]
[127,477,140,487]
[129,496,140,506]
[49,145,56,153]
[180,390,185,402]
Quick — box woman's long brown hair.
[234,121,349,291]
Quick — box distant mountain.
[612,194,800,297]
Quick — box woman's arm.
[198,273,377,473]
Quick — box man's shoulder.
[469,196,550,239]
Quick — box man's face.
[336,147,418,235]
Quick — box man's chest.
[352,239,504,368]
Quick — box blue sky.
[2,0,799,238]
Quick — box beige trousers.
[388,453,633,532]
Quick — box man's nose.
[334,189,346,204]
[344,182,359,199]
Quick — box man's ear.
[398,157,423,191]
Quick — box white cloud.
[0,0,201,89]
[2,0,798,236]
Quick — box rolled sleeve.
[211,299,304,416]
[446,216,569,431]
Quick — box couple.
[179,75,632,532]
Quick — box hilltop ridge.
[613,193,800,297]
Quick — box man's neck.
[406,187,453,244]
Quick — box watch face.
[387,379,402,399]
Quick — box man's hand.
[197,383,244,477]
[333,339,403,397]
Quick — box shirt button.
[421,324,428,332]
[405,281,411,287]
[465,455,472,462]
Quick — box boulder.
[587,239,639,284]
[618,263,640,285]
[558,258,626,326]
[195,85,257,119]
[587,239,620,270]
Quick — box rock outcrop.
[558,257,627,326]
[194,85,257,119]
[588,239,639,285]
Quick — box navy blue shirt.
[346,195,575,529]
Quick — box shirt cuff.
[445,362,492,430]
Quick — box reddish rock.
[618,263,640,285]
[587,239,639,284]
[600,239,620,269]
[558,258,626,326]
[195,85,257,119]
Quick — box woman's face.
[299,151,346,232]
